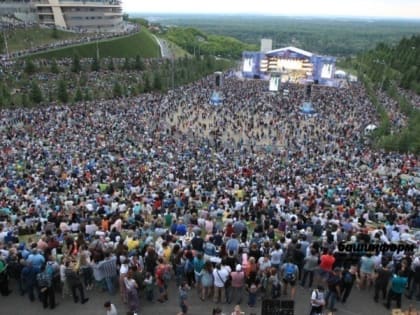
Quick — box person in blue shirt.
[385,270,408,309]
[176,220,187,236]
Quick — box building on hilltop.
[0,0,124,32]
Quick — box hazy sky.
[122,0,420,19]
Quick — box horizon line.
[126,12,420,21]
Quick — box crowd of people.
[0,74,418,315]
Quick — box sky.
[122,0,420,19]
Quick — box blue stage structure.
[242,46,336,85]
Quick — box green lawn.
[4,27,82,53]
[28,29,160,59]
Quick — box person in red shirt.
[319,250,335,282]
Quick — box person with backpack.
[309,285,326,315]
[340,266,356,303]
[281,259,299,299]
[37,263,58,309]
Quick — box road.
[2,278,419,315]
[152,34,173,59]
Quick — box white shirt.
[213,267,229,288]
[106,304,118,315]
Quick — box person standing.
[301,248,319,288]
[104,301,118,315]
[64,260,89,304]
[325,267,341,313]
[37,264,57,309]
[384,270,408,309]
[230,264,245,305]
[373,262,392,303]
[281,259,299,299]
[340,266,357,303]
[177,281,189,315]
[309,286,326,315]
[156,257,170,303]
[124,269,139,314]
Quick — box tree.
[57,79,69,103]
[50,60,59,74]
[20,93,29,107]
[71,54,81,73]
[51,26,59,39]
[91,55,100,72]
[153,72,163,91]
[74,87,83,103]
[123,57,131,71]
[83,88,92,101]
[24,60,37,75]
[30,82,43,104]
[143,74,152,93]
[108,58,115,71]
[134,55,145,71]
[113,81,122,98]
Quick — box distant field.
[3,27,82,53]
[28,29,160,59]
[134,14,420,56]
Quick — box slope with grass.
[2,27,82,53]
[27,29,160,59]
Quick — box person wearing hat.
[229,264,245,304]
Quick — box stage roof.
[266,46,313,58]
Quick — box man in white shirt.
[213,264,229,303]
[310,286,325,315]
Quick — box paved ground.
[2,278,420,315]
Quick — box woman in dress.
[200,261,214,301]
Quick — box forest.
[350,35,420,153]
[136,14,420,56]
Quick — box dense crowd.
[0,75,419,315]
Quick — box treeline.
[152,15,420,56]
[0,54,233,107]
[163,27,258,59]
[352,35,420,153]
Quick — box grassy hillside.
[28,29,160,59]
[2,27,82,53]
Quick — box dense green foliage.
[352,35,420,153]
[163,27,258,59]
[27,30,160,59]
[0,54,233,107]
[141,15,420,56]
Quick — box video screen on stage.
[269,77,280,91]
[321,63,333,79]
[243,58,254,72]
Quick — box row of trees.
[355,35,420,153]
[0,54,232,107]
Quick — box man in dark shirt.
[191,234,204,252]
[64,261,89,304]
[374,263,392,303]
[325,268,341,312]
[36,264,57,309]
